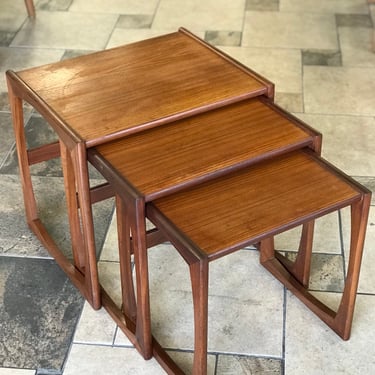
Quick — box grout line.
[281,286,287,375]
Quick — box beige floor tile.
[69,0,159,14]
[274,92,304,113]
[294,113,375,176]
[63,344,166,374]
[275,212,342,254]
[304,66,375,116]
[0,0,28,32]
[99,212,118,262]
[0,47,64,92]
[165,351,216,375]
[73,302,117,345]
[285,293,375,374]
[341,205,375,295]
[100,211,155,262]
[243,11,338,49]
[0,370,35,375]
[98,261,122,307]
[152,0,245,32]
[217,355,282,374]
[371,4,375,22]
[220,46,302,93]
[0,46,64,72]
[11,11,118,50]
[339,27,375,67]
[280,0,369,14]
[205,30,242,46]
[308,254,344,292]
[115,14,154,29]
[148,245,284,357]
[106,28,180,49]
[114,327,134,347]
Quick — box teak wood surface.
[9,28,273,147]
[6,28,273,314]
[89,97,321,200]
[145,149,370,374]
[150,150,362,258]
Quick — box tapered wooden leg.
[190,259,209,375]
[132,199,153,360]
[333,194,371,339]
[259,237,275,264]
[116,195,137,323]
[275,221,315,287]
[71,143,101,309]
[260,194,371,340]
[7,84,38,224]
[60,141,86,271]
[6,78,99,306]
[24,0,35,17]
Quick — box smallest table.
[146,149,370,374]
[92,144,370,373]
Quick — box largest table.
[6,27,273,347]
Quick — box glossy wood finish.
[150,150,361,257]
[6,28,273,312]
[89,97,321,200]
[146,150,370,374]
[11,28,273,146]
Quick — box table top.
[149,150,362,258]
[9,28,273,147]
[88,97,320,201]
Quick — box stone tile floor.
[0,0,374,374]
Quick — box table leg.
[7,85,38,224]
[6,82,92,301]
[69,142,102,310]
[130,199,153,360]
[60,141,86,271]
[116,195,137,323]
[190,259,209,375]
[333,194,371,339]
[274,221,315,288]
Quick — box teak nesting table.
[6,27,273,309]
[7,28,371,374]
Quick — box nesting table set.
[7,28,371,374]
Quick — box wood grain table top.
[89,97,320,200]
[149,150,362,258]
[10,28,273,146]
